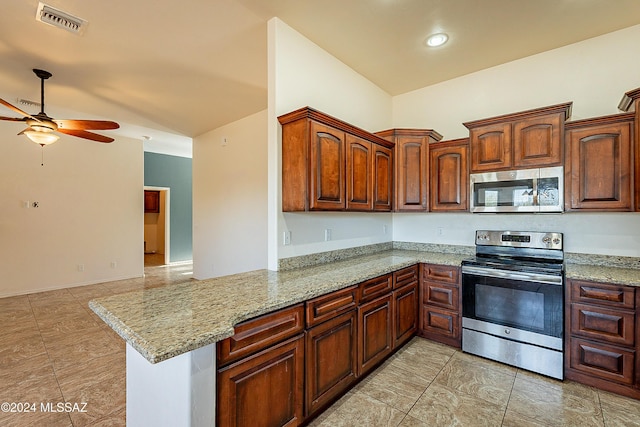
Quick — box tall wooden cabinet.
[464,103,572,172]
[429,138,469,211]
[618,87,640,212]
[279,107,394,212]
[564,113,635,211]
[375,129,443,212]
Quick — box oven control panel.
[476,230,562,250]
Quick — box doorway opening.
[144,186,170,267]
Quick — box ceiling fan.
[0,68,119,146]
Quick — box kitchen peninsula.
[89,245,640,426]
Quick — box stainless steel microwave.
[470,166,564,213]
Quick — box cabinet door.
[566,121,633,211]
[217,335,304,427]
[513,114,563,167]
[373,144,393,211]
[569,338,635,386]
[430,142,468,211]
[470,122,512,172]
[395,136,428,211]
[309,121,345,210]
[420,306,460,347]
[306,310,358,416]
[393,281,418,348]
[346,134,372,211]
[359,294,393,375]
[144,190,160,213]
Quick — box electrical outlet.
[110,261,117,269]
[383,225,387,234]
[437,227,444,236]
[77,264,85,272]
[324,229,332,242]
[283,231,291,245]
[32,201,39,208]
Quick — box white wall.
[392,24,640,257]
[268,18,394,268]
[0,127,144,297]
[192,110,268,279]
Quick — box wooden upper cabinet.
[469,122,512,171]
[429,138,469,212]
[464,103,572,172]
[373,144,393,211]
[144,190,160,213]
[618,87,640,212]
[375,129,443,212]
[565,113,635,211]
[310,121,346,210]
[279,107,394,212]
[513,114,563,167]
[346,134,372,211]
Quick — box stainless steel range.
[461,230,564,379]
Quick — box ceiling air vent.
[36,2,87,35]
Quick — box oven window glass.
[474,179,534,207]
[475,284,545,332]
[462,274,563,338]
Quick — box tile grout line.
[26,292,75,427]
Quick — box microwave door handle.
[532,177,538,206]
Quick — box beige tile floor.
[2,256,640,426]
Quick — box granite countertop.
[564,263,640,287]
[89,249,467,364]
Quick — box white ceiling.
[2,0,640,149]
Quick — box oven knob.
[553,238,561,245]
[542,236,551,244]
[504,329,510,335]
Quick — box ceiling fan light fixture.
[426,32,449,47]
[24,130,60,145]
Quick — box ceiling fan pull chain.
[41,144,45,166]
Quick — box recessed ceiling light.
[426,33,449,47]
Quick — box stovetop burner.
[465,230,564,276]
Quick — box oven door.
[461,267,563,342]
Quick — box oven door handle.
[462,266,563,285]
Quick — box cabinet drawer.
[359,274,393,303]
[217,304,304,367]
[306,286,358,327]
[569,338,635,385]
[570,280,635,309]
[570,303,635,346]
[393,265,419,289]
[422,264,459,285]
[424,282,459,311]
[421,306,460,339]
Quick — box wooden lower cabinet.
[305,309,358,417]
[358,294,393,375]
[419,264,462,348]
[215,263,441,426]
[565,279,640,399]
[217,335,305,427]
[393,280,419,348]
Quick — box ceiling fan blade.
[0,98,41,122]
[57,128,114,143]
[55,119,120,130]
[0,115,27,122]
[17,127,31,135]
